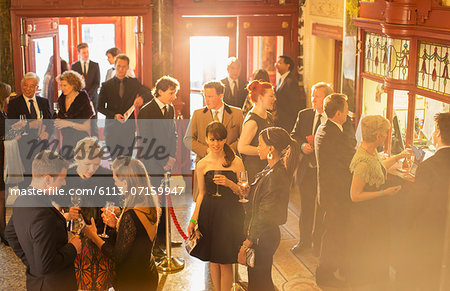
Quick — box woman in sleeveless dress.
[238,80,275,183]
[188,121,246,291]
[84,157,161,291]
[348,115,412,289]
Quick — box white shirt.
[81,60,90,75]
[210,104,224,123]
[23,95,40,117]
[154,97,169,115]
[329,119,343,132]
[312,111,327,135]
[227,77,238,95]
[277,71,289,89]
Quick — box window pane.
[391,90,408,154]
[58,25,69,64]
[361,78,387,117]
[246,36,283,85]
[33,37,54,92]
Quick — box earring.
[267,152,273,160]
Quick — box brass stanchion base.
[231,281,248,291]
[156,256,185,274]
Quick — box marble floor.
[0,180,333,291]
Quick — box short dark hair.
[76,43,89,52]
[252,69,270,83]
[324,93,348,118]
[32,150,69,178]
[152,76,180,98]
[204,80,225,95]
[106,47,121,57]
[435,112,450,145]
[115,54,130,65]
[279,55,294,71]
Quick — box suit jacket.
[71,60,100,106]
[5,195,77,291]
[315,119,356,210]
[221,78,248,108]
[98,76,151,140]
[183,104,244,161]
[275,72,306,132]
[137,98,177,175]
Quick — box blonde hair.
[312,82,334,98]
[56,70,85,92]
[74,137,105,161]
[361,115,390,143]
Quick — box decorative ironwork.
[364,32,388,77]
[417,42,450,96]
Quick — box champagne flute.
[70,195,82,234]
[212,170,222,197]
[19,114,28,135]
[53,102,59,117]
[238,171,249,203]
[99,201,115,239]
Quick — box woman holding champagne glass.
[188,121,246,291]
[84,156,160,291]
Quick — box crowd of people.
[0,43,448,291]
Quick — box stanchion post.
[231,264,247,291]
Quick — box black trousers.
[248,227,280,291]
[299,166,317,245]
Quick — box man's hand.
[67,207,81,220]
[115,114,126,124]
[163,156,176,171]
[302,143,314,155]
[69,235,82,254]
[134,94,144,109]
[28,119,41,129]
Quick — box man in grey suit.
[220,57,248,108]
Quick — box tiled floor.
[0,180,325,291]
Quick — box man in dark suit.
[5,150,81,291]
[220,57,248,108]
[315,93,356,287]
[71,43,100,137]
[7,72,53,186]
[275,55,306,132]
[137,76,180,255]
[98,54,151,160]
[290,82,333,255]
[397,112,450,290]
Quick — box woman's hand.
[83,218,98,240]
[101,208,118,228]
[54,119,72,129]
[11,120,27,130]
[213,174,232,188]
[187,221,197,238]
[397,148,414,160]
[67,207,81,220]
[238,183,250,198]
[238,246,247,266]
[384,185,402,196]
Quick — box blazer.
[221,78,248,108]
[137,98,177,175]
[71,60,100,105]
[275,72,306,132]
[315,119,356,210]
[5,195,77,291]
[183,104,244,161]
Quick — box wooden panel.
[24,18,59,36]
[311,23,343,41]
[11,0,151,9]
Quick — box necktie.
[29,99,37,119]
[233,80,238,103]
[314,114,322,134]
[276,78,282,90]
[163,105,168,118]
[83,62,87,77]
[119,79,125,98]
[213,110,220,122]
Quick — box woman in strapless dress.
[188,121,246,291]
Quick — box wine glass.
[99,201,115,239]
[19,115,28,135]
[70,195,82,234]
[53,102,59,117]
[238,171,249,203]
[211,170,222,197]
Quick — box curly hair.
[56,70,85,92]
[361,115,390,143]
[247,80,273,103]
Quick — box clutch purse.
[245,247,255,268]
[185,225,202,254]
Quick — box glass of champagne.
[53,102,59,116]
[238,171,249,203]
[99,201,115,239]
[19,114,28,135]
[212,170,222,197]
[70,195,82,234]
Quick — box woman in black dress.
[238,127,300,291]
[188,122,246,291]
[0,82,10,245]
[84,156,161,291]
[55,70,94,159]
[238,80,275,183]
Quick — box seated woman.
[188,121,246,291]
[63,137,117,290]
[238,80,276,183]
[238,127,300,291]
[84,157,160,291]
[55,70,94,159]
[348,115,412,289]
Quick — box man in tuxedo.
[315,93,356,287]
[105,47,135,82]
[184,80,243,163]
[98,54,151,160]
[275,55,306,132]
[7,72,53,186]
[5,150,81,291]
[220,57,248,108]
[290,82,333,255]
[398,112,450,290]
[137,76,180,254]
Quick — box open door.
[23,18,60,108]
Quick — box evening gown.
[241,112,273,183]
[190,170,245,264]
